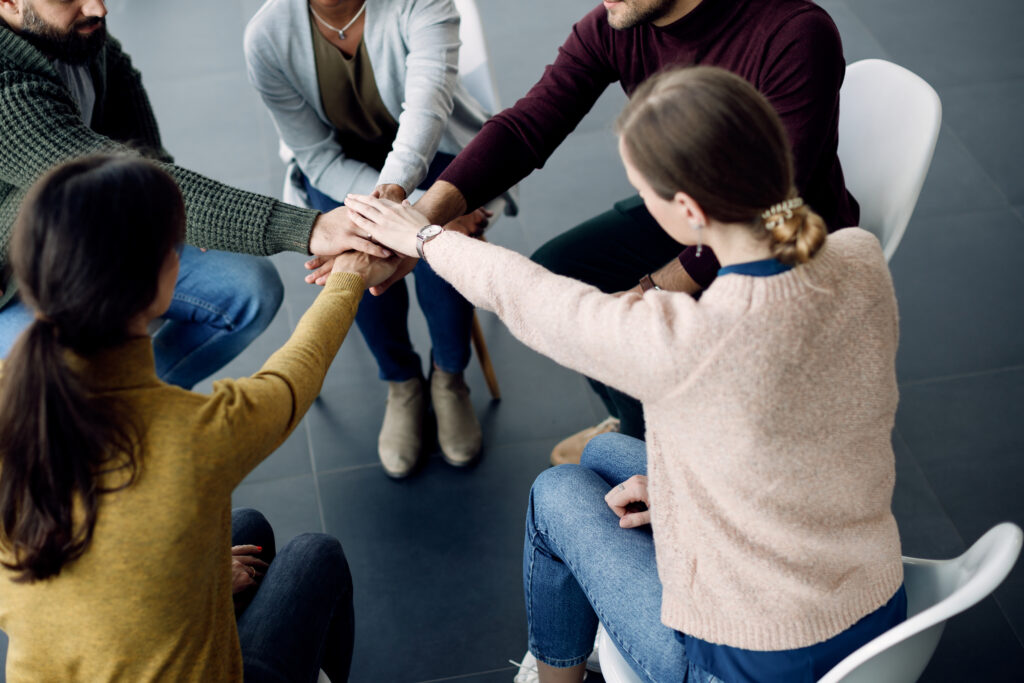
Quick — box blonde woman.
[346,66,906,683]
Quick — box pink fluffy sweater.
[425,227,903,651]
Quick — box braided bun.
[764,198,826,266]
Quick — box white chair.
[837,59,942,262]
[598,522,1023,683]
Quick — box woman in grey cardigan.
[245,0,496,478]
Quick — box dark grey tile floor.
[2,1,1022,681]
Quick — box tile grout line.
[898,363,1024,389]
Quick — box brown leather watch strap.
[639,273,661,293]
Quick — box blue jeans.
[232,509,354,683]
[524,434,720,683]
[0,246,283,390]
[301,157,473,381]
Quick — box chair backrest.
[837,59,941,262]
[452,0,500,113]
[819,522,1023,683]
[598,523,1023,683]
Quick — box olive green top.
[310,13,398,172]
[0,25,319,311]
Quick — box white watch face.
[419,224,443,240]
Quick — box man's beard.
[607,0,677,30]
[20,2,106,64]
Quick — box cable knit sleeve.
[424,231,711,402]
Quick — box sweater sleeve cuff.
[325,271,366,293]
[264,201,320,254]
[678,245,721,290]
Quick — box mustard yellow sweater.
[0,273,363,682]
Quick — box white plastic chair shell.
[598,523,1023,683]
[837,59,941,262]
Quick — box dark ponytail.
[0,155,185,582]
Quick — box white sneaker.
[511,651,539,683]
[510,650,590,682]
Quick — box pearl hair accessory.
[762,197,804,230]
[309,1,367,40]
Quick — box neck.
[309,0,364,22]
[705,221,774,267]
[652,0,705,27]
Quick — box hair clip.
[762,197,804,230]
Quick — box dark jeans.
[531,196,683,439]
[302,153,473,381]
[232,509,354,683]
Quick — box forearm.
[635,258,703,296]
[413,180,468,227]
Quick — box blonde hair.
[616,66,826,265]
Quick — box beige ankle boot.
[430,368,482,467]
[549,416,620,466]
[378,377,425,478]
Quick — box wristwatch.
[416,224,444,260]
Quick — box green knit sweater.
[0,25,319,310]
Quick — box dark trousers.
[232,509,355,683]
[303,153,474,381]
[530,196,683,440]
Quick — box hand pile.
[304,190,490,294]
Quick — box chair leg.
[470,312,501,400]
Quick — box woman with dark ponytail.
[346,66,906,683]
[0,155,397,681]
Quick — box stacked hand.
[305,195,491,290]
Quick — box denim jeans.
[301,156,473,381]
[0,246,283,390]
[524,434,721,683]
[232,509,354,683]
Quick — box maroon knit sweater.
[439,0,858,286]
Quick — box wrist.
[639,273,662,293]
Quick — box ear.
[0,0,24,28]
[672,191,708,228]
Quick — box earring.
[695,223,705,257]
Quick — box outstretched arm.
[346,194,704,401]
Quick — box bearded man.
[396,0,858,463]
[0,0,384,388]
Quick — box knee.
[530,465,588,522]
[231,508,275,548]
[281,533,352,595]
[581,433,630,469]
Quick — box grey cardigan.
[244,0,493,202]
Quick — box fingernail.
[256,546,263,552]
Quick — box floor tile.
[106,1,249,80]
[888,208,1024,381]
[231,473,325,542]
[897,368,1024,465]
[918,596,1024,682]
[846,0,1024,89]
[940,79,1024,205]
[891,430,966,559]
[317,440,549,683]
[817,0,891,63]
[909,126,1008,220]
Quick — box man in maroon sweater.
[392,0,857,462]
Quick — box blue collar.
[718,258,792,278]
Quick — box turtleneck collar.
[64,336,165,392]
